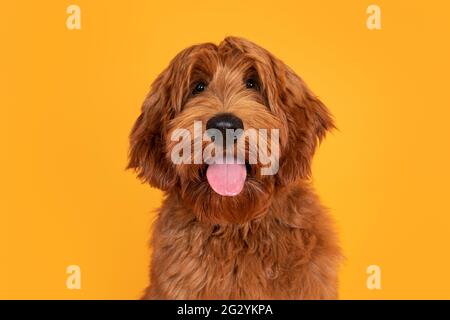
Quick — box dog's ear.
[221,37,334,185]
[128,43,218,190]
[261,55,335,186]
[127,81,178,190]
[127,53,190,190]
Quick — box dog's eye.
[193,81,207,95]
[245,78,258,89]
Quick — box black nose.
[206,113,244,137]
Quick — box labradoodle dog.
[128,36,341,299]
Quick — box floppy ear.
[127,54,188,190]
[127,82,178,191]
[269,61,335,186]
[221,36,334,186]
[128,43,218,190]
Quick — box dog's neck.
[167,181,312,233]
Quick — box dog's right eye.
[192,81,207,95]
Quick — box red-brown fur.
[128,37,341,299]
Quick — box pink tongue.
[206,163,247,196]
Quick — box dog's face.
[128,37,334,224]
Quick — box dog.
[128,36,341,299]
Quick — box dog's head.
[128,37,334,224]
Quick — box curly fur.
[128,36,341,299]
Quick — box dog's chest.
[157,217,308,299]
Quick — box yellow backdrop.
[1,0,449,299]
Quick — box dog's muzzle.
[206,113,244,142]
[205,113,247,197]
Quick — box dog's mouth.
[199,162,253,197]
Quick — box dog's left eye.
[245,78,258,89]
[193,81,207,95]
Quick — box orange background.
[1,0,450,299]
